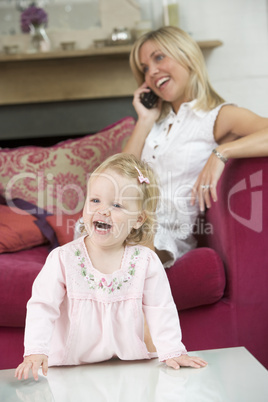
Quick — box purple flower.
[21,5,48,33]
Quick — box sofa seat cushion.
[0,246,225,328]
[166,247,226,311]
[0,246,49,327]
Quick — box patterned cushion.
[0,117,135,213]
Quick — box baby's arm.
[143,251,208,369]
[15,354,48,381]
[166,355,207,370]
[15,248,66,381]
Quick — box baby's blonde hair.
[87,153,160,246]
[130,26,225,117]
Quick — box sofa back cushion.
[0,117,135,214]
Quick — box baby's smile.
[94,221,112,232]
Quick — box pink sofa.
[168,157,268,369]
[0,119,267,370]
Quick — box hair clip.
[135,167,150,184]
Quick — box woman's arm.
[122,118,154,158]
[122,83,162,158]
[215,105,268,159]
[192,105,268,211]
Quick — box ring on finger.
[201,184,210,190]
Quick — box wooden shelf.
[0,39,223,105]
[0,45,133,63]
[0,40,223,63]
[196,39,223,49]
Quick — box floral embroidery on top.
[75,248,140,293]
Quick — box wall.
[176,0,268,116]
[0,0,141,51]
[0,0,267,145]
[151,0,268,116]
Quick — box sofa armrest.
[206,157,268,299]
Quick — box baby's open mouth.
[94,221,112,230]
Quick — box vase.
[29,24,50,53]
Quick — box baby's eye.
[90,198,100,203]
[113,203,122,208]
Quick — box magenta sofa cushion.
[166,247,226,311]
[0,246,49,327]
[0,245,225,329]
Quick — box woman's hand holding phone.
[123,83,161,156]
[140,88,159,109]
[133,84,162,124]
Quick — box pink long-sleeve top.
[24,236,187,366]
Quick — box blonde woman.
[124,26,268,268]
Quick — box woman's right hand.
[133,82,162,123]
[123,83,162,156]
[15,354,48,381]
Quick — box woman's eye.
[142,66,148,74]
[155,54,164,62]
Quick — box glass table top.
[0,347,267,402]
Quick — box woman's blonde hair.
[130,26,225,116]
[86,153,160,246]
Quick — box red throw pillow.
[46,212,82,246]
[0,205,47,253]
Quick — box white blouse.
[142,100,229,267]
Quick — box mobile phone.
[140,88,159,109]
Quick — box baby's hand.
[15,354,48,381]
[165,354,207,370]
